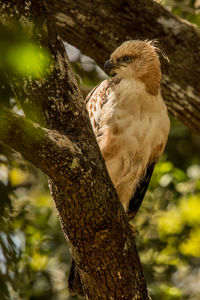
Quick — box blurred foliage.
[7,44,51,78]
[161,0,200,27]
[0,22,52,111]
[0,23,51,79]
[0,157,73,300]
[0,1,200,300]
[135,154,200,300]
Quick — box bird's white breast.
[97,78,170,210]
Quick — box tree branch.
[0,1,149,298]
[0,107,77,183]
[46,0,200,134]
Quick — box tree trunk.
[0,1,149,299]
[46,0,200,135]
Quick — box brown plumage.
[86,40,170,218]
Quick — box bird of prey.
[85,40,170,219]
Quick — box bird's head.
[104,40,162,95]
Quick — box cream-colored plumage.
[86,40,170,217]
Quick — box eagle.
[85,40,170,220]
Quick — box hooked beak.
[104,59,116,76]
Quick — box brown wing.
[85,79,113,136]
[128,162,155,220]
[85,76,122,135]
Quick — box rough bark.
[0,107,77,182]
[46,0,200,134]
[0,1,149,299]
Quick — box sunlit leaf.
[180,228,200,257]
[7,44,51,78]
[180,194,200,226]
[158,209,183,236]
[173,168,187,182]
[30,252,48,271]
[156,161,173,174]
[9,168,27,186]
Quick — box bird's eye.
[124,56,132,62]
